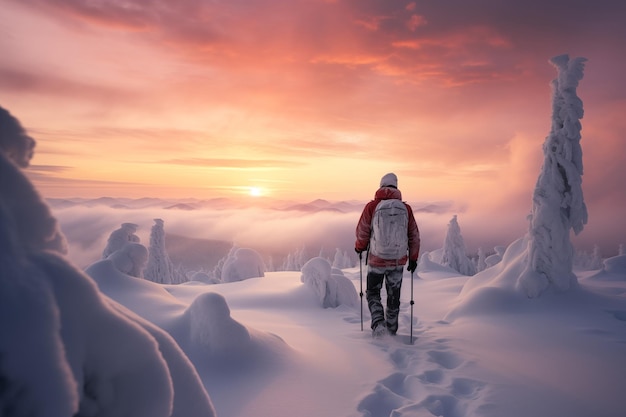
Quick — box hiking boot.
[372,322,388,338]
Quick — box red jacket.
[355,187,420,267]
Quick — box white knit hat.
[380,172,398,188]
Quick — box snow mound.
[186,292,251,356]
[603,255,626,275]
[87,257,292,374]
[107,242,148,278]
[180,292,294,371]
[445,238,530,320]
[86,259,187,322]
[485,245,506,267]
[418,251,463,278]
[189,271,220,284]
[584,255,626,282]
[300,257,358,308]
[221,247,266,282]
[0,108,215,417]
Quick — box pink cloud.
[2,0,625,252]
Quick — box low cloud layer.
[51,196,623,274]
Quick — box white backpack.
[370,199,409,260]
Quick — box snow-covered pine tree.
[590,245,603,270]
[213,245,237,281]
[144,218,174,284]
[343,250,353,268]
[441,215,476,276]
[519,54,588,297]
[332,248,352,269]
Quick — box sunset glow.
[1,0,625,253]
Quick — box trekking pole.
[410,269,415,344]
[359,252,363,331]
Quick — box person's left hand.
[407,259,417,273]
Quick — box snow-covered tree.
[144,218,174,284]
[441,215,475,276]
[590,245,603,270]
[332,248,352,269]
[171,263,189,284]
[221,247,266,283]
[300,257,358,308]
[213,245,236,279]
[620,244,626,256]
[102,223,140,259]
[0,105,216,417]
[281,246,309,271]
[266,255,275,272]
[108,242,149,278]
[519,54,588,297]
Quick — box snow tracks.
[353,315,489,417]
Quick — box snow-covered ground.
[84,247,626,417]
[3,54,625,417]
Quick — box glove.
[407,259,417,273]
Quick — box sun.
[249,186,262,197]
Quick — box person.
[355,173,420,337]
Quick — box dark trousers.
[366,266,403,334]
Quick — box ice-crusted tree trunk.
[144,218,174,284]
[441,215,475,276]
[519,54,588,297]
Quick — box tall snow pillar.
[145,218,174,284]
[519,54,588,297]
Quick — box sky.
[1,0,625,253]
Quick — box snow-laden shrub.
[189,271,220,284]
[107,242,148,278]
[221,247,266,283]
[102,223,140,259]
[300,257,358,308]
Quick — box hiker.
[355,173,420,337]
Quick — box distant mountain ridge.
[46,196,454,214]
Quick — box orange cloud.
[2,0,625,254]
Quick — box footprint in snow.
[357,324,490,417]
[450,377,486,399]
[426,350,463,370]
